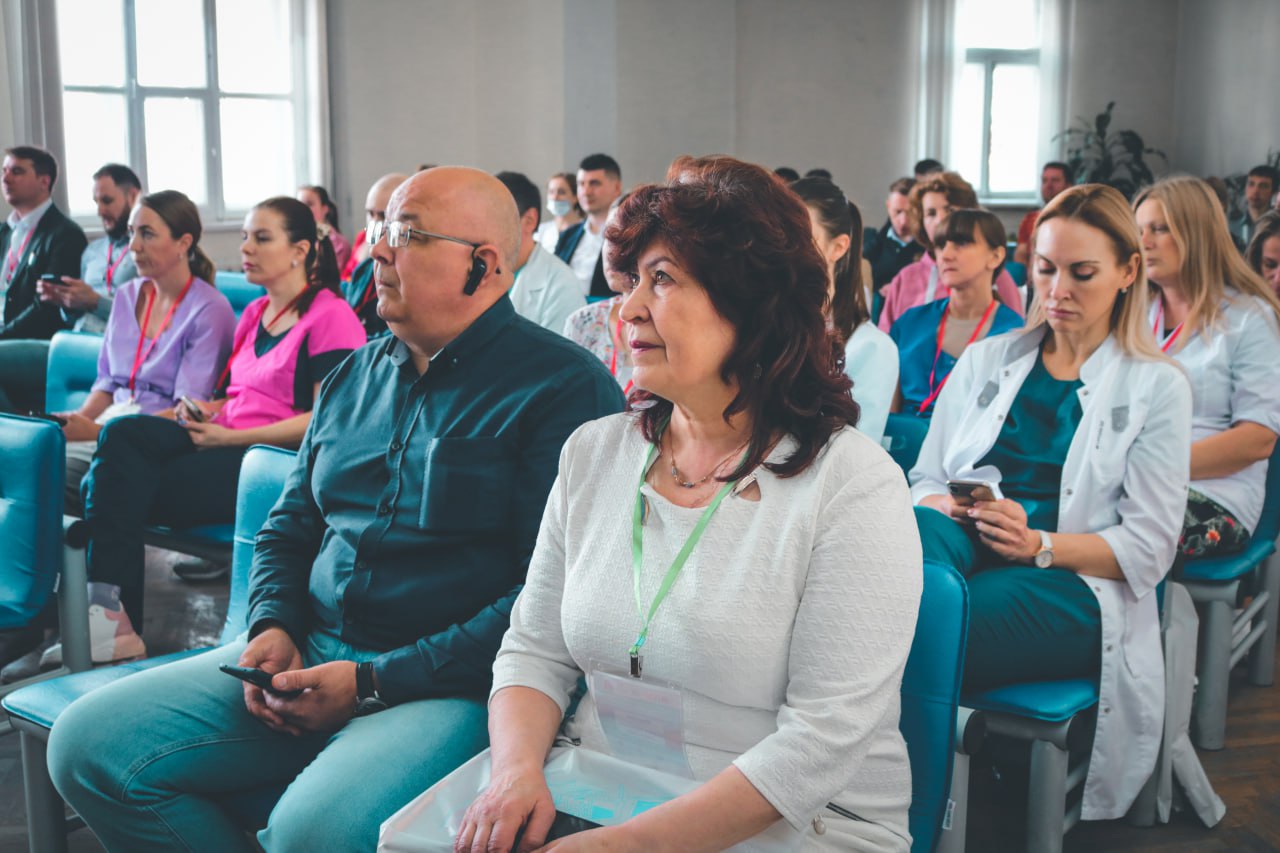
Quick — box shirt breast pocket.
[419,436,511,531]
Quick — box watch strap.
[356,661,379,701]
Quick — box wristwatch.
[354,661,388,716]
[1033,530,1055,568]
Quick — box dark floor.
[1,552,1277,852]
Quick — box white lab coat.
[909,326,1193,820]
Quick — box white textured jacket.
[909,326,1193,819]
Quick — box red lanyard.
[919,298,998,413]
[608,315,634,395]
[129,277,196,397]
[5,227,35,281]
[216,290,306,392]
[104,241,129,294]
[1152,303,1184,352]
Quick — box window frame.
[918,0,1068,207]
[56,0,318,225]
[961,45,1041,201]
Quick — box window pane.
[949,63,984,191]
[144,98,207,204]
[62,92,130,217]
[987,64,1040,194]
[56,0,126,87]
[220,98,295,210]
[956,0,1040,50]
[135,0,206,88]
[216,0,292,94]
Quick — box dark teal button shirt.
[247,296,625,704]
[976,350,1083,531]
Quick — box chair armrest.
[58,516,91,673]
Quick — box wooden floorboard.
[1,552,1278,851]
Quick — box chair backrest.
[221,445,299,643]
[1004,260,1027,287]
[883,412,930,474]
[0,415,66,629]
[45,332,104,412]
[1251,439,1280,543]
[900,559,969,853]
[215,271,267,317]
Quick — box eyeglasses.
[368,220,481,251]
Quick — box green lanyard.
[629,441,737,678]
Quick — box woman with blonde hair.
[910,184,1191,819]
[877,171,1023,330]
[1135,176,1280,557]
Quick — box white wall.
[1061,0,1180,177]
[1173,0,1280,178]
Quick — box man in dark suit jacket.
[1,146,88,341]
[554,153,621,300]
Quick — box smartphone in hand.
[947,479,1005,507]
[219,664,303,698]
[27,410,69,426]
[178,395,207,423]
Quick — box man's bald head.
[391,167,520,272]
[366,172,408,217]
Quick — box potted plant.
[1057,102,1167,199]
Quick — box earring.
[291,260,298,268]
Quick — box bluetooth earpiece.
[462,252,487,296]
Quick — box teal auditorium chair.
[1004,261,1027,287]
[1180,440,1280,750]
[884,412,930,474]
[902,560,969,852]
[215,270,267,316]
[2,445,298,852]
[46,331,234,561]
[0,415,93,705]
[44,332,103,413]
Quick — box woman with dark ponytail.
[792,177,899,444]
[74,196,365,663]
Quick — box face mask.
[547,199,573,218]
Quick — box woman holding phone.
[57,190,236,505]
[69,197,365,665]
[909,185,1191,821]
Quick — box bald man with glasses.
[49,167,624,853]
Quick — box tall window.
[936,0,1062,201]
[55,0,312,221]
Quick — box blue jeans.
[47,630,489,852]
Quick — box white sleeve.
[733,450,922,830]
[1097,365,1193,600]
[490,435,581,710]
[1228,304,1280,435]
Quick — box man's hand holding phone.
[237,626,304,734]
[36,274,101,311]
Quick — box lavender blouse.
[91,276,237,413]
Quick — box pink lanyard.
[129,277,195,397]
[1152,303,1184,352]
[104,241,129,294]
[5,227,35,282]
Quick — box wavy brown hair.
[909,171,979,251]
[607,155,860,481]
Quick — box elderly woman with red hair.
[454,157,923,852]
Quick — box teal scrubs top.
[889,297,1024,417]
[976,350,1084,531]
